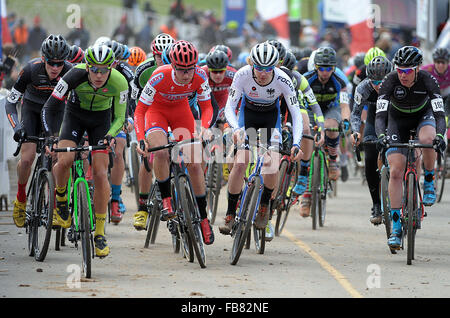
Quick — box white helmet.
[94,36,111,46]
[250,42,279,68]
[151,33,175,55]
[307,50,317,72]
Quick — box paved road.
[1,169,450,299]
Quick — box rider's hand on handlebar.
[351,132,361,147]
[315,130,325,147]
[13,127,26,143]
[433,134,446,154]
[376,134,389,152]
[137,139,148,156]
[290,145,303,161]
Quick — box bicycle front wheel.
[436,150,447,203]
[144,184,161,248]
[406,173,417,265]
[33,170,55,262]
[311,155,321,230]
[130,142,141,208]
[274,160,289,237]
[206,160,222,225]
[76,182,92,278]
[179,176,206,268]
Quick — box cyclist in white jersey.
[219,42,303,234]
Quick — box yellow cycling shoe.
[133,210,148,231]
[94,235,110,258]
[13,199,27,228]
[54,200,72,228]
[222,163,230,182]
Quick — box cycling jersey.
[421,64,450,97]
[201,65,236,109]
[351,78,378,137]
[224,65,303,146]
[5,58,72,132]
[375,70,446,139]
[42,63,129,139]
[133,57,158,96]
[304,69,349,111]
[134,64,214,141]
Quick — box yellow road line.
[284,230,363,298]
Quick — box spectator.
[136,16,154,52]
[66,18,90,49]
[112,14,134,45]
[170,0,185,20]
[143,1,157,17]
[160,17,178,40]
[27,15,47,59]
[12,19,28,62]
[7,12,18,39]
[183,5,200,25]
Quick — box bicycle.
[230,136,280,265]
[14,135,54,262]
[205,138,223,225]
[383,131,440,265]
[435,145,448,203]
[53,142,110,278]
[145,138,207,268]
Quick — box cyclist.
[375,46,446,249]
[299,47,351,217]
[43,44,129,257]
[350,56,393,224]
[5,34,72,228]
[134,40,215,245]
[128,46,147,68]
[218,42,303,235]
[151,33,175,68]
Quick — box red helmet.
[170,40,198,68]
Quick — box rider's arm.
[299,75,324,131]
[224,75,244,131]
[4,64,31,132]
[196,73,214,129]
[422,72,446,138]
[282,84,303,147]
[134,80,155,141]
[350,84,366,133]
[339,86,351,120]
[375,81,391,138]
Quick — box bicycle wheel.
[406,173,417,265]
[168,220,181,253]
[144,185,161,248]
[33,170,55,262]
[231,177,259,265]
[436,150,447,203]
[206,160,222,225]
[310,155,321,230]
[179,176,206,268]
[130,142,141,208]
[319,158,328,227]
[274,160,289,236]
[253,224,265,255]
[76,182,92,278]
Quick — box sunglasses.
[46,59,65,67]
[371,80,383,86]
[174,66,195,73]
[435,60,448,65]
[88,65,111,74]
[396,67,416,75]
[210,68,226,73]
[316,66,334,72]
[253,64,275,72]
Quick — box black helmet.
[432,47,449,62]
[107,40,124,61]
[393,46,423,67]
[282,51,297,70]
[68,45,85,64]
[290,46,302,60]
[41,34,70,60]
[366,56,393,80]
[267,39,286,62]
[314,47,337,66]
[300,47,313,59]
[353,52,366,68]
[206,49,229,70]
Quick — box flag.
[346,0,374,55]
[1,0,12,46]
[256,0,289,42]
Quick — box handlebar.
[14,136,46,157]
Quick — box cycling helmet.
[300,47,313,60]
[393,46,423,68]
[41,34,70,60]
[94,36,111,46]
[68,45,85,64]
[162,43,173,65]
[432,47,449,62]
[128,46,147,66]
[151,33,175,55]
[122,44,131,60]
[290,46,302,60]
[85,45,115,66]
[206,49,229,70]
[314,47,337,66]
[364,47,386,66]
[250,42,279,68]
[267,39,287,62]
[366,56,393,80]
[107,40,124,61]
[282,51,297,70]
[210,45,233,61]
[353,52,366,68]
[169,40,198,68]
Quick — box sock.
[424,170,434,183]
[325,135,339,161]
[299,160,310,177]
[157,177,171,199]
[56,185,67,202]
[139,193,149,211]
[391,209,401,232]
[17,183,27,203]
[94,213,106,237]
[196,195,207,220]
[261,186,273,206]
[227,192,241,216]
[111,184,121,202]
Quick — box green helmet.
[85,45,115,66]
[364,47,386,66]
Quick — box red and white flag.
[346,0,374,55]
[256,0,289,43]
[1,0,12,45]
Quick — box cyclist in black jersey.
[350,56,393,225]
[4,34,71,228]
[375,46,446,249]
